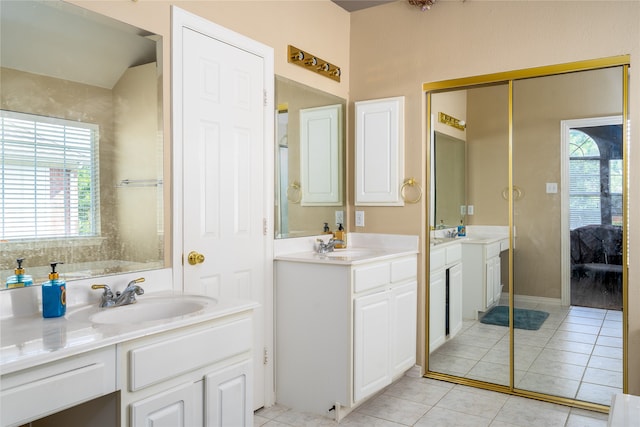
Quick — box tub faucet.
[91,277,145,308]
[316,238,345,254]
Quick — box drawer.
[486,242,501,258]
[1,347,116,427]
[128,317,252,392]
[445,244,462,265]
[354,262,390,293]
[430,248,445,271]
[391,256,417,283]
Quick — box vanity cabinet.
[119,312,254,427]
[461,238,508,319]
[1,346,116,427]
[275,254,417,419]
[429,242,463,352]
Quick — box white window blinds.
[1,110,100,240]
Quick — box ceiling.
[332,0,396,12]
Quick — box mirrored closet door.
[425,58,629,411]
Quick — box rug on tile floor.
[480,305,549,330]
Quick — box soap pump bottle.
[334,223,346,249]
[42,262,66,318]
[6,258,34,289]
[323,222,332,235]
[457,220,466,237]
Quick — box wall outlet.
[335,210,344,226]
[546,182,558,194]
[460,205,467,215]
[355,211,365,227]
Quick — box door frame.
[560,115,623,307]
[171,6,275,408]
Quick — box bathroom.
[1,1,639,426]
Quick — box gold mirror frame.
[423,55,629,413]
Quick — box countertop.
[0,291,258,375]
[274,247,418,265]
[430,235,509,249]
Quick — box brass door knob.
[187,251,205,265]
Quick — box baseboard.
[508,293,562,307]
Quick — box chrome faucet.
[316,238,345,254]
[91,277,145,308]
[447,229,459,238]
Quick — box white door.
[130,381,203,427]
[390,281,417,376]
[205,360,252,427]
[173,7,274,410]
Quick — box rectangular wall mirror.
[1,1,165,285]
[274,76,346,239]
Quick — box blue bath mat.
[480,306,549,330]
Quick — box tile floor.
[430,303,623,406]
[255,371,610,426]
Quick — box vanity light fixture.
[288,45,341,82]
[439,112,466,131]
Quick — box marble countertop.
[0,291,258,374]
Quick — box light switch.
[546,182,558,194]
[355,211,365,227]
[467,205,474,215]
[335,210,344,225]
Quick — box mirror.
[274,76,346,238]
[433,132,466,228]
[1,1,165,286]
[427,63,626,408]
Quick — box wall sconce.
[288,45,341,82]
[439,112,466,131]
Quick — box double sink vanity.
[0,279,257,427]
[429,226,509,351]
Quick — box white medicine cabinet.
[355,96,405,206]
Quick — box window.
[569,130,600,229]
[1,110,99,241]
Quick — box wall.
[349,0,640,392]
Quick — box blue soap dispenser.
[42,262,66,318]
[457,220,466,237]
[6,258,34,289]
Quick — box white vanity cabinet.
[461,238,508,319]
[119,311,254,427]
[275,253,417,419]
[429,242,463,352]
[1,346,116,427]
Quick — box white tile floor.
[430,303,623,406]
[256,372,610,426]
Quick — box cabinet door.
[429,269,446,351]
[492,256,502,304]
[204,360,252,427]
[130,381,202,427]
[390,281,417,376]
[485,259,495,308]
[354,96,405,206]
[448,263,463,337]
[354,290,391,402]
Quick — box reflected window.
[0,110,99,240]
[569,129,622,228]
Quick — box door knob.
[187,251,205,265]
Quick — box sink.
[68,295,215,325]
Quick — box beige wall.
[350,0,640,392]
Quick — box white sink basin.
[68,295,215,325]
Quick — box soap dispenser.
[457,220,466,237]
[6,258,33,289]
[42,262,66,318]
[334,223,346,249]
[323,222,332,235]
